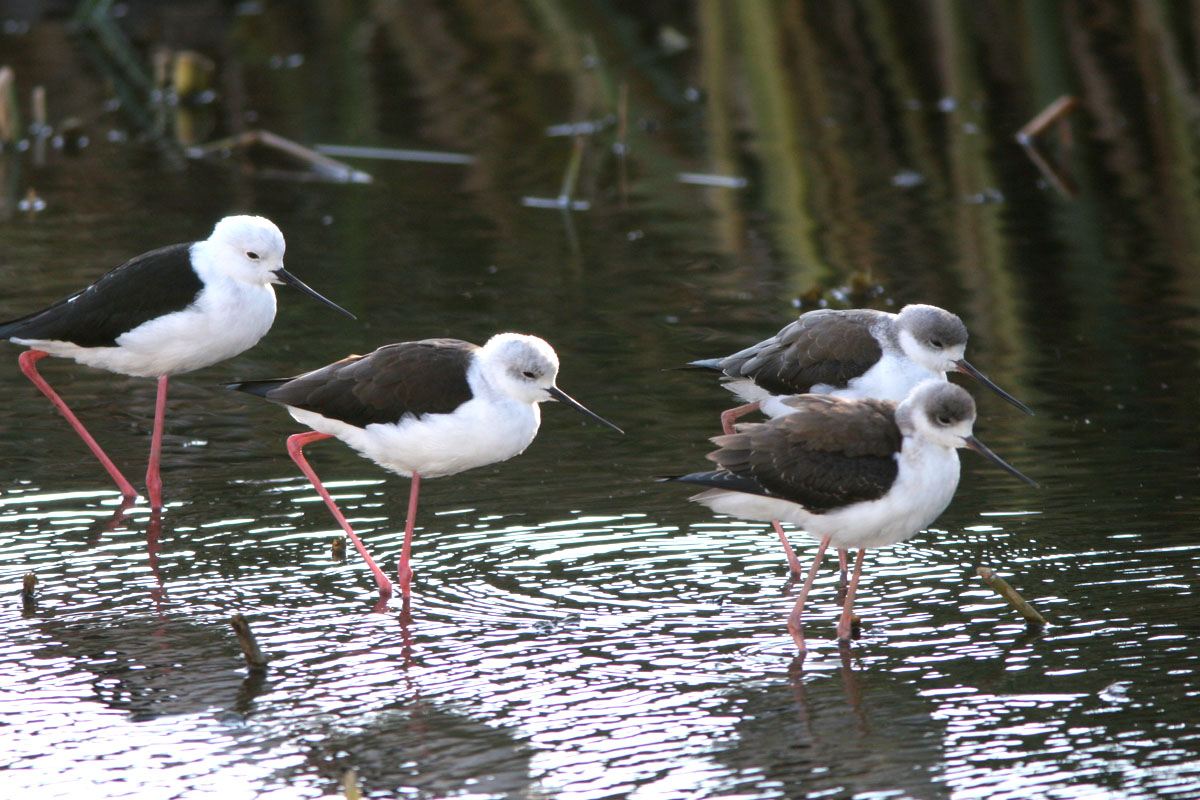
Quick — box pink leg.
[787,535,831,654]
[836,549,867,642]
[720,401,760,435]
[286,431,393,600]
[772,521,805,576]
[724,403,803,577]
[838,548,849,585]
[18,350,138,501]
[145,375,168,510]
[397,472,420,603]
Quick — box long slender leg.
[787,535,831,655]
[723,402,803,577]
[720,401,760,435]
[145,375,168,510]
[836,549,867,642]
[396,472,420,603]
[18,350,138,500]
[286,431,393,599]
[773,521,805,576]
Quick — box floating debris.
[314,143,475,165]
[892,170,925,188]
[677,172,748,189]
[18,188,46,215]
[545,118,613,137]
[521,195,591,211]
[188,130,372,183]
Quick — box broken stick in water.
[977,566,1046,627]
[230,613,269,673]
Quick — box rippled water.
[3,3,1200,799]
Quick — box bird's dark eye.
[936,414,952,425]
[522,370,537,379]
[930,339,944,349]
[246,251,260,260]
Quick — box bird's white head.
[477,332,623,432]
[896,379,1038,486]
[894,304,970,373]
[479,333,562,404]
[896,380,977,448]
[200,215,287,286]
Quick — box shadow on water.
[2,1,1200,798]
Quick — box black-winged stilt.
[688,304,1033,577]
[0,215,353,509]
[227,333,622,609]
[669,380,1036,655]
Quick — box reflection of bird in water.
[711,650,949,799]
[688,304,1033,578]
[291,705,536,798]
[671,381,1036,654]
[0,216,352,509]
[229,333,621,611]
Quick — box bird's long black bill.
[548,386,624,433]
[964,435,1039,488]
[275,268,356,319]
[955,359,1034,415]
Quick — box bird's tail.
[223,379,289,398]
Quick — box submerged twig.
[977,567,1047,627]
[229,613,270,673]
[188,130,372,183]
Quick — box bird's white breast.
[22,278,278,378]
[289,395,543,480]
[693,436,961,550]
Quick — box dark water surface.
[2,3,1199,798]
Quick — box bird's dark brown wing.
[706,394,901,513]
[708,309,884,395]
[250,339,480,427]
[0,244,203,347]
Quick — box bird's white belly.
[693,442,961,550]
[290,397,542,480]
[741,354,945,419]
[18,282,277,378]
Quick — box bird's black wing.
[698,309,884,395]
[233,339,480,428]
[0,243,203,347]
[706,395,901,513]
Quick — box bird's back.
[0,244,202,348]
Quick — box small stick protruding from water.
[230,613,269,673]
[332,536,346,561]
[343,769,361,800]
[21,572,37,612]
[1016,94,1077,145]
[0,66,18,144]
[977,567,1046,626]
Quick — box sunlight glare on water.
[3,2,1200,798]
